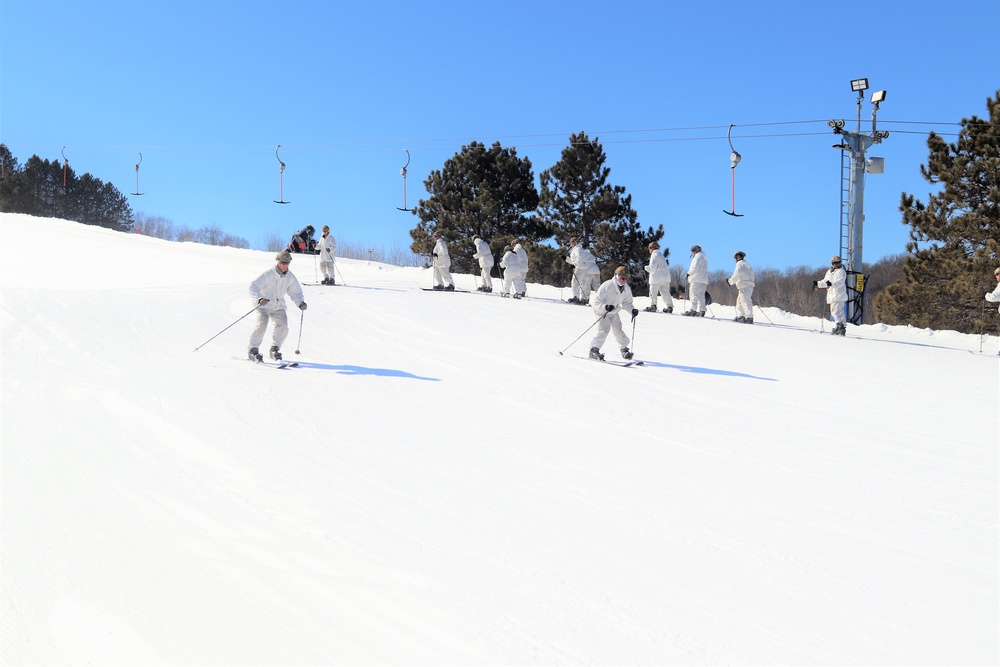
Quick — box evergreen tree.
[874,91,1000,333]
[410,141,542,274]
[538,132,663,290]
[0,147,134,232]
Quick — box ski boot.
[663,306,673,314]
[269,345,282,361]
[699,311,707,317]
[734,316,745,323]
[444,284,455,291]
[744,317,754,325]
[620,347,634,360]
[248,347,263,363]
[643,305,658,312]
[589,347,605,361]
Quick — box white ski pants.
[590,313,629,352]
[688,282,707,313]
[249,308,289,351]
[649,281,673,309]
[736,287,753,319]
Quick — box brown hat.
[276,250,293,263]
[831,255,842,264]
[322,225,330,232]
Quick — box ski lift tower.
[828,77,889,324]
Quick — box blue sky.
[2,0,997,270]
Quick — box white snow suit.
[512,242,528,296]
[499,249,518,296]
[728,259,755,320]
[472,238,495,289]
[590,276,635,354]
[248,265,305,352]
[816,265,848,323]
[645,249,673,310]
[317,232,337,283]
[567,244,600,302]
[432,238,453,288]
[686,251,709,314]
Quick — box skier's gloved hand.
[258,298,270,305]
[299,302,308,310]
[432,252,438,257]
[811,280,818,288]
[631,308,639,321]
[605,304,615,312]
[826,280,832,287]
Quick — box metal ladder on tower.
[838,148,852,263]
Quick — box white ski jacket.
[250,266,305,311]
[817,265,848,304]
[317,233,337,260]
[473,238,494,268]
[645,249,671,284]
[592,276,635,316]
[687,251,709,284]
[728,259,755,290]
[433,238,451,268]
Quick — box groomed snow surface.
[2,213,997,665]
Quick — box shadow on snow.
[642,360,777,381]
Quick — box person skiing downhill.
[499,244,519,298]
[472,235,494,292]
[589,266,639,360]
[814,255,849,335]
[511,238,528,298]
[643,241,673,313]
[248,250,307,362]
[317,225,337,285]
[727,251,755,323]
[431,231,454,291]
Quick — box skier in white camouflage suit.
[684,244,709,316]
[727,250,755,323]
[643,240,673,313]
[589,266,639,360]
[431,231,454,291]
[472,235,494,292]
[813,255,848,336]
[317,225,337,285]
[566,236,600,305]
[248,250,307,362]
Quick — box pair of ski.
[569,354,644,367]
[250,358,299,369]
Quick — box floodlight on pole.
[850,78,869,92]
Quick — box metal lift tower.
[829,78,889,324]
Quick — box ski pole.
[313,251,319,284]
[194,304,262,352]
[334,259,348,286]
[295,309,304,355]
[558,312,607,356]
[754,303,773,324]
[630,313,637,355]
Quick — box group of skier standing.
[243,227,867,362]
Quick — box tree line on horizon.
[1,90,996,333]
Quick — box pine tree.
[874,91,1000,333]
[410,141,541,274]
[538,132,663,290]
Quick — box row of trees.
[0,145,134,232]
[408,133,663,290]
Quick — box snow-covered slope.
[2,213,997,665]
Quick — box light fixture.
[850,78,869,92]
[871,90,886,104]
